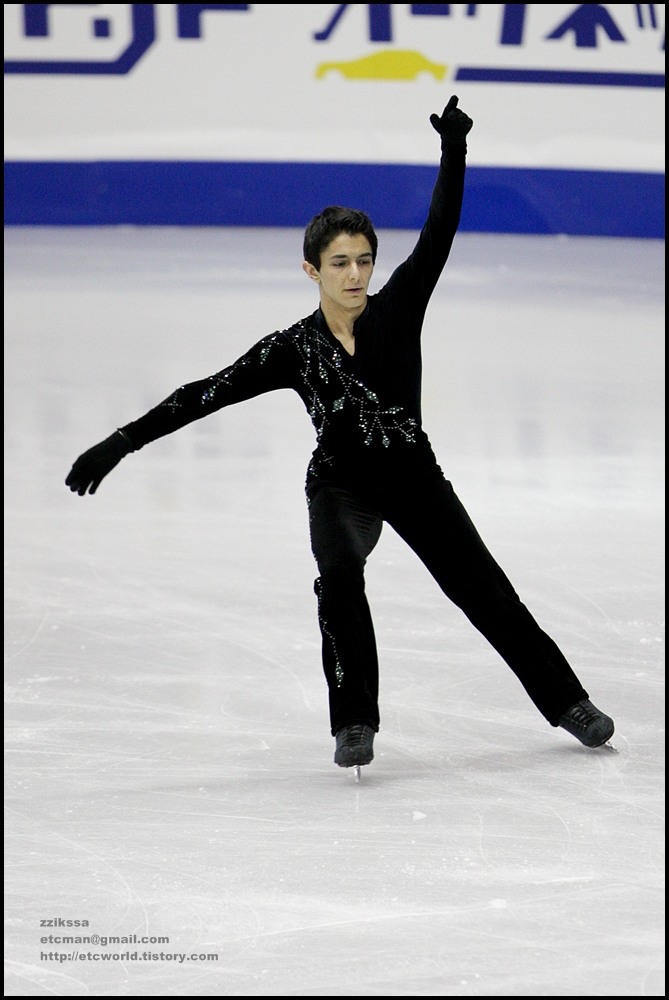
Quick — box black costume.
[116,140,589,737]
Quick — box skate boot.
[558,699,615,748]
[334,724,375,768]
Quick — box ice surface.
[4,227,665,997]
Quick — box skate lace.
[566,702,597,729]
[341,725,370,747]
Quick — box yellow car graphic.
[316,50,447,82]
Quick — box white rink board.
[4,3,665,170]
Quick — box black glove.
[65,430,132,496]
[430,95,473,145]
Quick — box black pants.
[307,472,587,735]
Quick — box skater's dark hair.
[303,206,378,270]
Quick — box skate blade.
[603,741,619,753]
[353,765,361,783]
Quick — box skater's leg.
[308,482,383,735]
[385,475,588,725]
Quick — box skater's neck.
[319,298,362,354]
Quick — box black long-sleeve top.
[123,143,466,489]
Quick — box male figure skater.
[66,97,615,770]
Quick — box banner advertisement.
[4,4,665,235]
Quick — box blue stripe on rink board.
[455,68,665,88]
[4,161,665,238]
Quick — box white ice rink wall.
[3,3,665,236]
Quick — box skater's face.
[303,233,374,314]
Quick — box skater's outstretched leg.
[384,473,615,736]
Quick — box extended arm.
[65,331,292,496]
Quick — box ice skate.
[558,699,616,750]
[334,724,375,777]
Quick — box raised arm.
[380,95,473,313]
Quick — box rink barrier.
[4,161,664,238]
